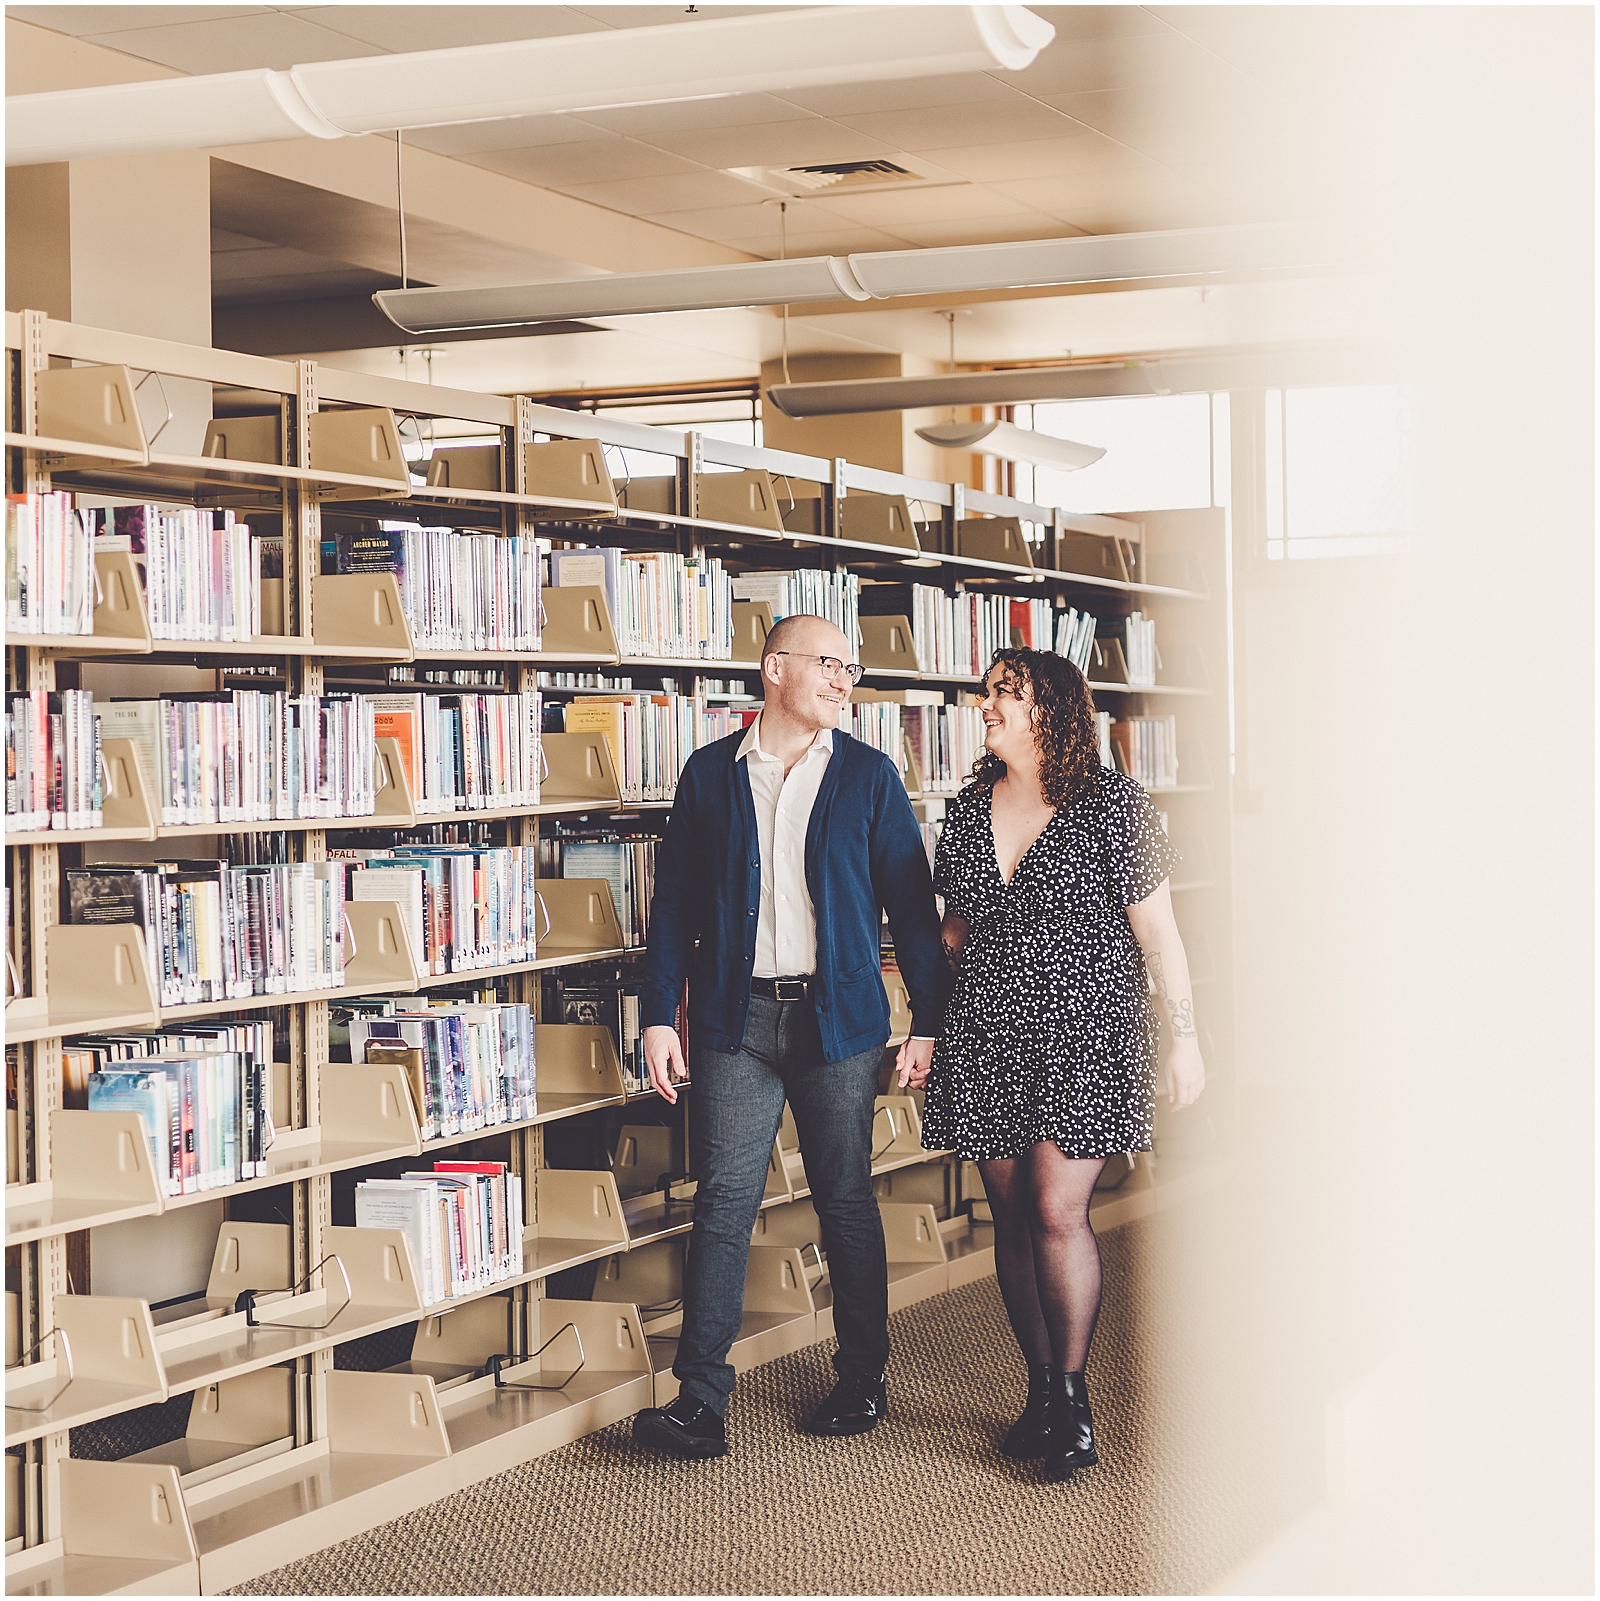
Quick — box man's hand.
[1164,1037,1206,1110]
[644,1025,689,1104]
[895,1036,934,1090]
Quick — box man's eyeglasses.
[773,651,865,686]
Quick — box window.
[1268,384,1423,559]
[1013,394,1214,513]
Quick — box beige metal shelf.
[4,1112,165,1247]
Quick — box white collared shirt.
[739,715,832,978]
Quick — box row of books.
[344,997,535,1137]
[898,585,1015,679]
[67,859,347,1007]
[844,701,903,773]
[80,1034,273,1196]
[369,691,542,814]
[339,845,541,978]
[550,547,734,660]
[1056,607,1099,674]
[354,1160,524,1307]
[1108,714,1180,789]
[6,492,95,637]
[101,506,264,643]
[1122,611,1159,687]
[103,690,378,826]
[538,830,660,950]
[328,526,542,653]
[903,702,987,795]
[6,689,103,832]
[731,569,861,650]
[560,693,746,803]
[388,667,512,688]
[543,965,649,1097]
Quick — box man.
[631,612,945,1458]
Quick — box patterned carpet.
[229,1205,1308,1596]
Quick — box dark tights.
[979,1143,1107,1372]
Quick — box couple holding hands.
[633,613,1204,1483]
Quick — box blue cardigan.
[639,727,945,1062]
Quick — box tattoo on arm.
[1146,950,1197,1037]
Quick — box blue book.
[87,1069,177,1197]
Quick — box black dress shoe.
[1001,1362,1059,1459]
[1043,1370,1099,1480]
[633,1394,728,1458]
[809,1372,887,1435]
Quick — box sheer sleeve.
[934,782,980,923]
[1103,774,1181,906]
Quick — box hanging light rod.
[768,341,1364,416]
[5,7,1051,167]
[374,222,1342,335]
[915,420,1105,470]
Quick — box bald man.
[632,613,945,1457]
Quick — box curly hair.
[969,647,1102,809]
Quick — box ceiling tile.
[555,170,768,216]
[926,133,1153,184]
[638,201,857,241]
[84,10,386,71]
[564,6,797,28]
[574,93,815,138]
[987,167,1179,217]
[644,119,896,169]
[459,138,702,188]
[828,97,1076,153]
[711,226,916,257]
[403,115,615,158]
[8,6,269,35]
[819,184,1045,226]
[284,5,602,51]
[877,215,1091,249]
[773,71,1021,118]
[1025,6,1174,43]
[1003,29,1231,97]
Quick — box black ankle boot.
[1001,1362,1058,1458]
[1043,1369,1099,1480]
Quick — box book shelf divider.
[539,583,620,659]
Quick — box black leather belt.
[751,975,813,1002]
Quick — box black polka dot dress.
[921,770,1181,1162]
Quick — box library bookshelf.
[4,311,1231,1595]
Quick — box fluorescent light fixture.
[375,223,1342,335]
[379,258,874,336]
[5,6,1053,167]
[916,420,1105,470]
[769,341,1368,416]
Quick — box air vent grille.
[782,160,917,191]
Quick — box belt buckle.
[774,978,808,1002]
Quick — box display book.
[538,819,661,953]
[336,994,536,1142]
[373,687,543,815]
[65,856,347,1006]
[326,524,542,653]
[558,690,742,804]
[542,961,649,1098]
[68,1018,273,1196]
[549,546,734,661]
[355,1158,524,1308]
[334,841,541,978]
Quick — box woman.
[914,647,1205,1481]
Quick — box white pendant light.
[5,6,1053,167]
[915,419,1105,470]
[374,222,1341,335]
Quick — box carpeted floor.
[228,1210,1303,1596]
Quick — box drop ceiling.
[6,4,1355,391]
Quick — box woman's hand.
[895,1037,933,1089]
[940,912,969,975]
[1164,1035,1206,1110]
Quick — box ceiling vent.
[728,153,960,198]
